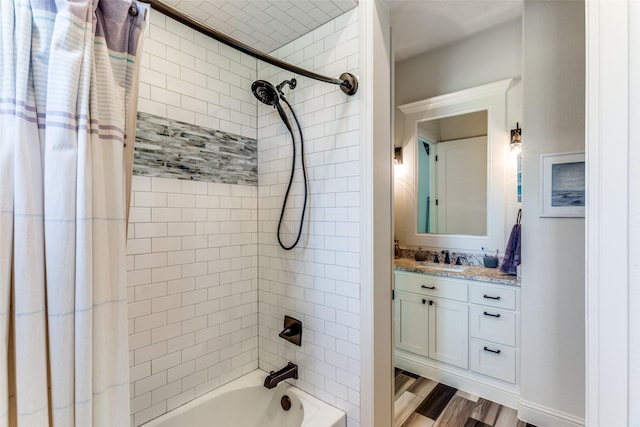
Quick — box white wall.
[360,1,394,425]
[393,18,522,251]
[520,1,585,426]
[629,3,640,423]
[256,10,362,427]
[586,2,638,425]
[127,10,259,426]
[394,18,522,144]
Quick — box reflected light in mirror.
[394,146,404,165]
[510,122,522,153]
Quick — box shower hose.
[277,95,308,250]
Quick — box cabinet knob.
[422,299,426,304]
[429,300,434,306]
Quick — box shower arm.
[139,0,358,95]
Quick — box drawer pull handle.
[483,311,501,318]
[483,346,501,354]
[483,294,501,300]
[421,285,436,290]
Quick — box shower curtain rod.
[139,0,358,95]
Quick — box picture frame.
[540,151,585,217]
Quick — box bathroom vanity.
[394,259,520,408]
[392,77,522,407]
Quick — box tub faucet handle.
[279,315,302,346]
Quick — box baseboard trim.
[519,399,585,427]
[395,351,520,409]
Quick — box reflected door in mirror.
[435,136,487,235]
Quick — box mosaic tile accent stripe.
[133,112,257,185]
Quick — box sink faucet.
[264,362,298,389]
[441,250,451,264]
[455,256,468,265]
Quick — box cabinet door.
[395,291,429,357]
[428,298,469,369]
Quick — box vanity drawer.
[470,339,516,384]
[395,272,468,302]
[470,306,516,346]
[469,284,516,310]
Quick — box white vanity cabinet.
[394,270,520,407]
[469,283,518,384]
[395,291,469,368]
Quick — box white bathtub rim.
[141,369,345,427]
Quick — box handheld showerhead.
[251,80,279,106]
[251,77,307,250]
[252,79,292,131]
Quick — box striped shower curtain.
[0,1,146,425]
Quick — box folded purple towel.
[500,223,521,275]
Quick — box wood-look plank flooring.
[394,368,538,427]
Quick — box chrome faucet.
[264,362,298,389]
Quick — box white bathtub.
[142,369,346,427]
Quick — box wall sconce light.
[510,122,522,151]
[394,147,403,165]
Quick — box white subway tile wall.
[130,6,362,427]
[257,10,361,427]
[127,176,258,426]
[129,10,259,426]
[138,11,257,139]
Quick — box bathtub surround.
[126,176,258,426]
[128,6,363,426]
[257,9,362,427]
[135,112,257,185]
[137,9,257,141]
[128,9,259,426]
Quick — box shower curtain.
[0,1,146,425]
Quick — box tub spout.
[264,362,298,389]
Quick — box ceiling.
[165,0,522,62]
[163,0,358,54]
[389,0,523,62]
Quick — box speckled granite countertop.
[394,258,519,286]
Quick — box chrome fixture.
[264,362,299,389]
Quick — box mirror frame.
[396,78,513,252]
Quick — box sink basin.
[417,263,469,272]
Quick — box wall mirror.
[396,78,513,252]
[416,110,488,235]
